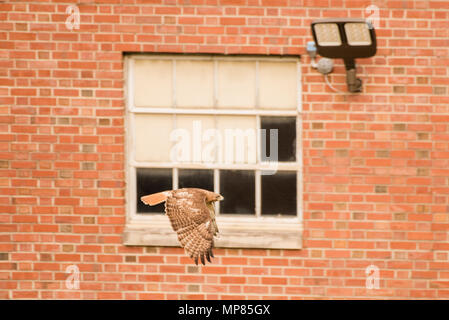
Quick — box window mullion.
[255,169,261,218]
[296,113,302,221]
[296,60,302,221]
[130,166,137,221]
[214,168,220,215]
[172,59,178,190]
[213,58,218,108]
[172,59,177,108]
[255,60,260,109]
[213,59,221,216]
[254,61,260,218]
[255,112,261,218]
[128,57,135,111]
[173,168,178,190]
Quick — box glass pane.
[176,60,214,108]
[134,114,173,162]
[178,169,214,190]
[217,61,256,109]
[216,116,257,165]
[262,171,296,216]
[259,61,297,110]
[136,168,172,213]
[134,59,172,107]
[261,116,296,162]
[219,170,255,215]
[174,115,215,164]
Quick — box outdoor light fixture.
[310,18,377,92]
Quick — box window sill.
[123,215,302,249]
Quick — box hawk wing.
[165,188,216,265]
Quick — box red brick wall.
[1,0,449,299]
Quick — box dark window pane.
[262,171,296,216]
[219,170,255,215]
[136,168,172,213]
[261,117,296,162]
[179,169,214,190]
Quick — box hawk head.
[205,192,224,203]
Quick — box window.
[124,54,303,249]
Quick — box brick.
[221,276,246,284]
[220,17,246,25]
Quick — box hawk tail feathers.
[141,191,170,206]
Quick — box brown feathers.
[141,188,223,265]
[140,191,169,206]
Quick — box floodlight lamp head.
[310,18,377,93]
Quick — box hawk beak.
[217,195,224,201]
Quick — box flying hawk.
[141,188,223,265]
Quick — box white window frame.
[123,54,303,249]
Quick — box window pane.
[176,60,214,108]
[175,115,215,164]
[136,168,172,213]
[134,114,173,162]
[219,170,255,215]
[134,59,172,108]
[259,61,298,110]
[261,116,296,162]
[216,116,257,164]
[178,169,214,190]
[217,61,256,109]
[262,171,296,216]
